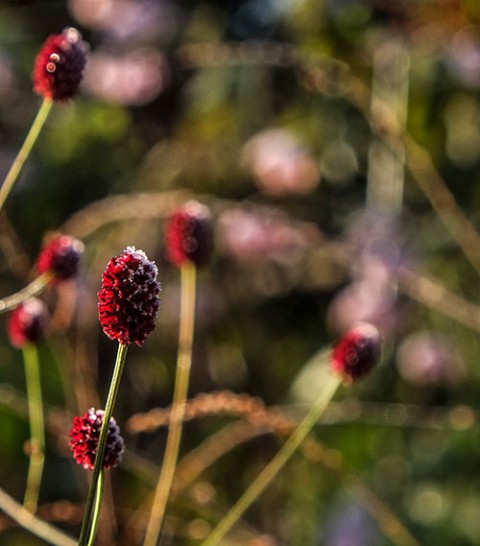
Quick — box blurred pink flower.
[83,48,170,105]
[396,331,465,386]
[219,207,310,261]
[242,129,320,196]
[445,27,480,88]
[69,0,175,42]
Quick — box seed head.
[166,201,213,268]
[7,298,49,348]
[331,322,381,382]
[37,235,84,283]
[33,27,88,101]
[98,246,161,346]
[69,408,124,470]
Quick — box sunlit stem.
[85,470,105,546]
[200,372,342,546]
[77,342,129,546]
[0,272,53,314]
[143,262,197,546]
[22,343,45,514]
[0,98,53,214]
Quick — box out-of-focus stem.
[0,485,76,546]
[0,98,53,214]
[143,262,197,546]
[200,373,342,546]
[22,343,45,514]
[0,273,53,314]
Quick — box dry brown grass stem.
[127,391,419,546]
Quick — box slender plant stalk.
[86,469,105,546]
[0,97,53,214]
[143,262,197,546]
[200,372,342,546]
[0,485,77,546]
[0,272,53,314]
[22,343,45,514]
[77,342,129,546]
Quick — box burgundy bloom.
[166,201,213,268]
[98,246,161,346]
[7,298,49,348]
[331,322,381,382]
[33,27,88,101]
[69,408,124,470]
[37,235,84,282]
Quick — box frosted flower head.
[37,235,84,283]
[98,246,161,346]
[331,322,381,382]
[7,298,49,348]
[33,27,88,101]
[166,201,214,268]
[69,408,124,470]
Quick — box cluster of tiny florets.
[69,408,124,470]
[331,322,381,382]
[166,201,214,268]
[36,234,84,282]
[33,27,88,101]
[7,298,49,349]
[98,247,161,346]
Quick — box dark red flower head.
[69,408,124,470]
[98,246,161,346]
[7,298,49,348]
[166,201,214,268]
[33,27,88,101]
[37,235,84,282]
[331,322,381,382]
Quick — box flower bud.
[37,235,84,282]
[33,27,88,101]
[331,322,381,382]
[98,246,161,346]
[69,408,124,470]
[7,298,49,348]
[166,201,213,268]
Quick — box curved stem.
[0,485,77,546]
[0,98,53,214]
[22,343,45,514]
[86,469,105,546]
[0,272,53,314]
[77,342,129,546]
[200,372,342,546]
[143,262,197,546]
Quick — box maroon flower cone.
[331,322,381,382]
[98,246,161,346]
[7,298,49,349]
[166,201,214,268]
[33,27,88,101]
[37,234,84,283]
[69,408,124,470]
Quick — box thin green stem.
[200,372,342,546]
[22,343,45,514]
[143,262,197,546]
[86,469,105,546]
[0,98,53,214]
[0,272,53,314]
[77,342,129,546]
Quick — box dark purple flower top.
[33,27,88,101]
[69,408,124,470]
[331,322,381,382]
[98,246,161,346]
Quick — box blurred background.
[1,0,480,544]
